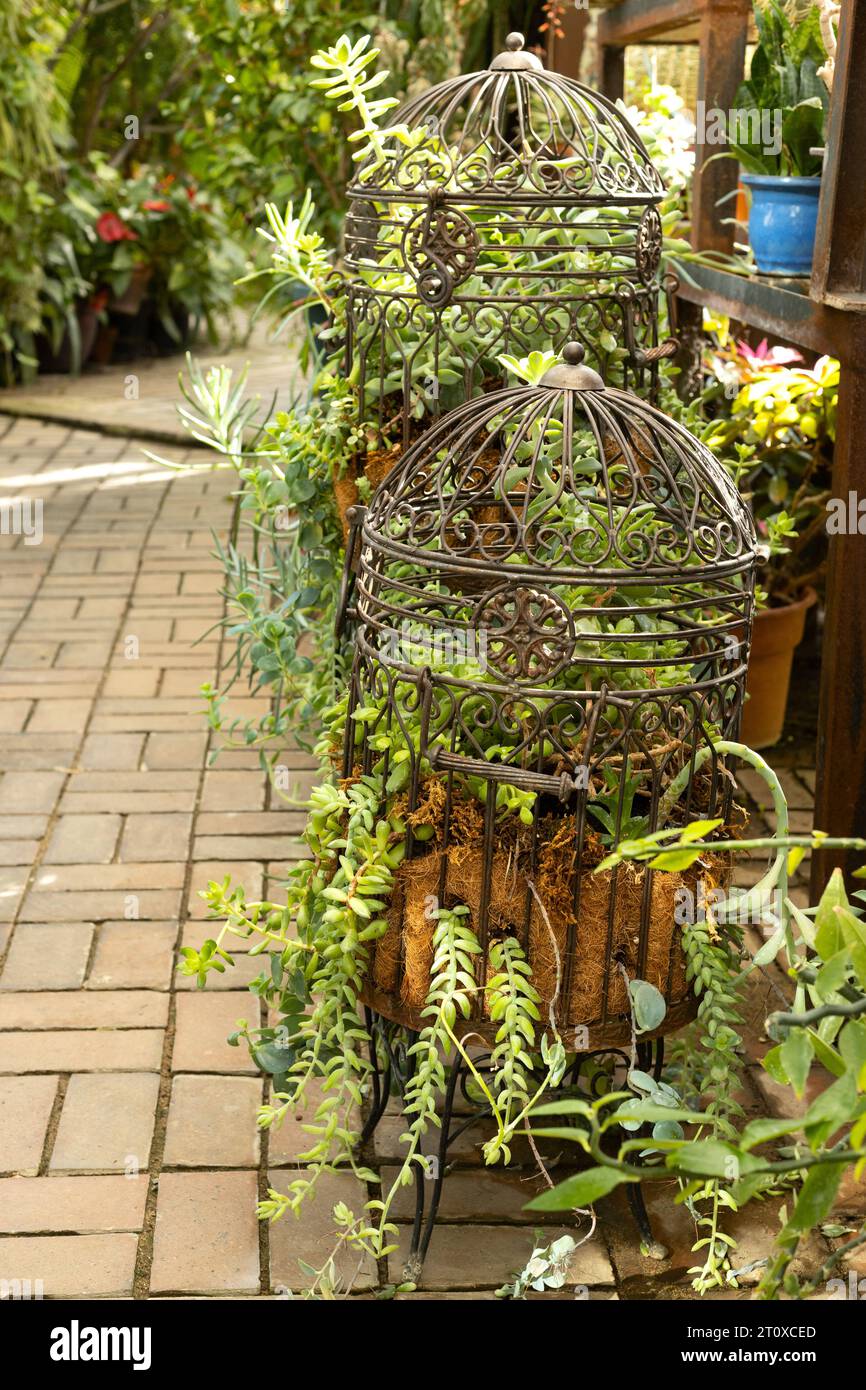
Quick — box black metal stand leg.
[626,1181,669,1262]
[404,1044,461,1282]
[361,1012,673,1276]
[627,1037,668,1259]
[358,1008,393,1147]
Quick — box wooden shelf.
[672,263,866,362]
[586,1,866,890]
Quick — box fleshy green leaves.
[780,1027,814,1099]
[526,1165,632,1211]
[629,978,667,1034]
[309,33,410,170]
[814,868,849,960]
[497,350,558,386]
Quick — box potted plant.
[45,157,244,363]
[704,319,837,746]
[731,1,831,276]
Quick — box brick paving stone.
[186,861,264,922]
[172,994,258,1074]
[119,813,192,862]
[27,699,91,734]
[0,701,32,732]
[102,669,160,697]
[44,814,121,865]
[0,840,40,866]
[150,1170,260,1294]
[0,923,94,991]
[268,1170,377,1294]
[0,1233,137,1297]
[164,1075,263,1167]
[391,1221,614,1292]
[51,1072,161,1172]
[0,770,64,814]
[0,990,168,1029]
[0,1075,58,1173]
[33,863,186,892]
[174,951,263,992]
[0,1174,148,1233]
[79,732,144,770]
[268,1080,360,1166]
[0,1030,163,1074]
[0,866,27,922]
[200,772,267,812]
[379,1167,564,1224]
[196,812,308,836]
[0,815,48,839]
[191,835,303,865]
[19,889,181,922]
[56,641,114,668]
[87,920,177,990]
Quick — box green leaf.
[665,1139,755,1179]
[739,1115,808,1151]
[781,1028,814,1099]
[763,1043,789,1085]
[648,847,701,872]
[808,1030,847,1079]
[839,1020,866,1077]
[787,1161,847,1234]
[814,869,849,960]
[803,1072,858,1149]
[629,979,667,1033]
[525,1165,630,1211]
[680,819,723,843]
[815,948,852,998]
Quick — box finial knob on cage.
[540,342,605,391]
[491,31,543,71]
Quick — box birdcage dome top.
[348,33,664,205]
[362,344,757,583]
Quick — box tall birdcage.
[337,342,758,1048]
[343,32,678,452]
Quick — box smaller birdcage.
[342,32,678,451]
[337,342,758,1050]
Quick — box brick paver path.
[0,412,858,1300]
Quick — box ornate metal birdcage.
[343,32,678,451]
[338,343,758,1049]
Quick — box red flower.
[186,185,197,203]
[90,289,110,313]
[142,199,171,213]
[96,211,137,243]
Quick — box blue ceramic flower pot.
[741,175,822,276]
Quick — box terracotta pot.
[741,588,817,749]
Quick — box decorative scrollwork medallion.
[472,585,574,683]
[403,204,478,307]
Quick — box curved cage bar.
[343,33,676,449]
[338,344,758,1049]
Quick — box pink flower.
[736,338,803,368]
[96,211,137,243]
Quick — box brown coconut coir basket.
[360,790,729,1051]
